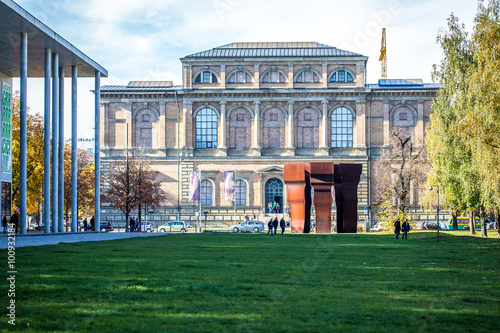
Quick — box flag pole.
[234,171,237,225]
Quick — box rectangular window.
[203,71,211,83]
[338,71,345,82]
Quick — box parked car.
[419,221,448,231]
[158,221,188,233]
[141,222,155,232]
[228,220,265,232]
[100,222,113,232]
[373,222,385,232]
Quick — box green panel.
[1,82,12,174]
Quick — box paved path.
[0,232,168,249]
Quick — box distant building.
[65,138,95,155]
[100,42,439,227]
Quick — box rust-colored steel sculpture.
[284,162,361,233]
[338,163,362,233]
[333,163,344,233]
[284,163,311,233]
[310,162,334,234]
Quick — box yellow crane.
[379,28,387,79]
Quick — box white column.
[253,101,261,148]
[94,71,101,232]
[287,101,294,148]
[321,100,329,148]
[220,101,227,148]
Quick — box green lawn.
[2,231,500,332]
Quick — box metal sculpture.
[310,162,334,234]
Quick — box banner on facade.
[224,171,235,202]
[1,82,12,175]
[188,170,200,201]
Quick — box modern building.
[100,42,439,228]
[0,0,107,233]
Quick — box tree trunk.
[125,212,129,232]
[138,203,142,232]
[480,211,487,238]
[469,209,476,235]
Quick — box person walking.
[273,201,277,214]
[277,202,280,213]
[402,219,410,240]
[129,217,134,232]
[267,202,272,214]
[90,216,95,231]
[11,211,19,234]
[135,218,139,232]
[394,218,401,240]
[273,217,279,235]
[280,217,286,235]
[267,219,273,235]
[2,216,7,233]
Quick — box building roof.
[101,82,183,92]
[0,0,107,77]
[182,42,366,59]
[367,79,441,90]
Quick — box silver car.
[229,221,265,233]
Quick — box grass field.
[2,231,500,332]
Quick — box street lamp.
[429,185,440,243]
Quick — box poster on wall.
[1,82,12,175]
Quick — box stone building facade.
[100,42,439,228]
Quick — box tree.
[427,0,500,237]
[11,93,45,215]
[372,130,429,229]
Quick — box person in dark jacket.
[2,216,7,233]
[394,218,401,240]
[90,216,95,231]
[267,219,273,235]
[129,217,135,232]
[273,217,279,235]
[11,211,19,234]
[280,217,286,235]
[401,219,410,240]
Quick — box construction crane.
[379,28,387,79]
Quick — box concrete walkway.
[0,232,168,249]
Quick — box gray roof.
[182,42,365,59]
[0,0,107,77]
[101,84,183,92]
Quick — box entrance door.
[265,178,283,213]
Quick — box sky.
[13,0,478,139]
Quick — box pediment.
[257,166,284,174]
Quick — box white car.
[229,221,265,233]
[373,223,385,232]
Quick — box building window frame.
[195,107,218,149]
[330,106,354,148]
[200,180,213,206]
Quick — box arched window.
[195,108,218,149]
[330,70,354,82]
[200,180,213,206]
[235,180,246,206]
[295,68,321,83]
[193,70,219,84]
[227,68,253,83]
[261,68,287,83]
[330,107,353,148]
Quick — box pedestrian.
[267,202,272,214]
[90,216,95,231]
[402,219,410,240]
[83,218,88,230]
[129,217,134,232]
[277,202,280,213]
[280,217,286,235]
[253,213,256,220]
[267,219,273,235]
[273,217,278,235]
[2,216,7,233]
[11,211,19,234]
[394,218,401,240]
[273,201,277,213]
[135,218,139,232]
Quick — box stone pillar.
[43,48,51,234]
[220,65,226,89]
[321,100,329,148]
[220,101,227,149]
[322,63,328,87]
[417,100,424,145]
[355,99,366,147]
[288,64,294,88]
[159,102,166,148]
[254,64,260,88]
[383,99,390,146]
[253,101,261,149]
[287,101,294,149]
[19,32,27,234]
